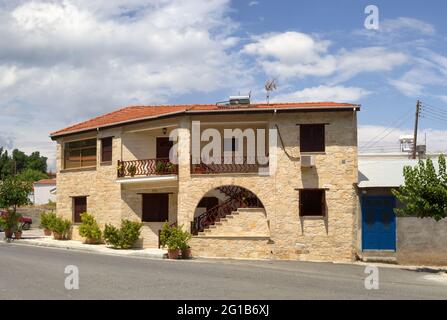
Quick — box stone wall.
[397,217,447,266]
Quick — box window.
[73,196,87,223]
[101,137,113,162]
[64,138,97,169]
[299,189,325,217]
[300,124,325,153]
[142,194,169,222]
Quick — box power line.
[361,111,414,150]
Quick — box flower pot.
[181,247,192,259]
[53,232,63,240]
[84,238,100,245]
[44,229,52,236]
[14,231,22,240]
[4,229,14,239]
[167,248,180,259]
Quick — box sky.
[0,0,447,170]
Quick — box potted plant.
[165,162,176,174]
[128,164,137,177]
[0,211,20,239]
[40,212,56,236]
[14,223,23,240]
[117,162,125,177]
[52,216,72,240]
[79,212,102,244]
[155,161,166,175]
[180,229,192,259]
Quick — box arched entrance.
[191,185,264,235]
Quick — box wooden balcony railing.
[191,156,268,174]
[117,158,178,178]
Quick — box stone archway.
[191,185,267,236]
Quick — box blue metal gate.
[362,196,396,251]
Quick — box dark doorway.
[156,137,173,159]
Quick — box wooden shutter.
[142,194,169,222]
[300,124,325,152]
[101,137,113,162]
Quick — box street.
[0,241,446,300]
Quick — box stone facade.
[55,110,358,262]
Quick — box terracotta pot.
[53,232,63,240]
[14,231,22,240]
[44,229,52,236]
[4,229,14,239]
[85,238,100,245]
[167,248,180,259]
[181,247,192,259]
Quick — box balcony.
[117,158,178,178]
[190,156,268,175]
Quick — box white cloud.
[273,85,370,103]
[381,17,436,36]
[248,1,259,6]
[0,0,251,169]
[243,32,407,81]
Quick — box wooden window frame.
[64,138,97,169]
[100,137,113,163]
[299,189,326,217]
[299,124,326,153]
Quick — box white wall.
[32,184,56,205]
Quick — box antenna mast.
[265,79,277,105]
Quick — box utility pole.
[412,100,421,160]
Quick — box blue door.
[362,196,396,251]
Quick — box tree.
[392,155,447,221]
[16,168,48,182]
[0,147,48,180]
[0,176,32,214]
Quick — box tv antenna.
[265,79,277,104]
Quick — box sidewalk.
[6,229,167,259]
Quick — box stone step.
[360,251,397,264]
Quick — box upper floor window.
[64,138,97,169]
[101,137,113,163]
[300,124,325,153]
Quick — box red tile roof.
[34,179,56,185]
[51,102,360,138]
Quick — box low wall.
[397,217,447,266]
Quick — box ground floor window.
[142,193,169,222]
[73,196,87,223]
[299,189,326,217]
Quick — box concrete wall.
[397,217,447,266]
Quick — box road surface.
[0,242,446,300]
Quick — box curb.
[9,239,167,260]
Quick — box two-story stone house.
[51,100,360,261]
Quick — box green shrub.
[51,216,72,240]
[160,223,191,250]
[103,219,143,249]
[40,212,57,230]
[79,213,102,243]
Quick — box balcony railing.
[117,158,178,178]
[190,156,268,175]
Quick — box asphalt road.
[0,241,446,300]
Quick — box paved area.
[1,229,166,259]
[0,242,446,300]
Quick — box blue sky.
[0,0,446,169]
